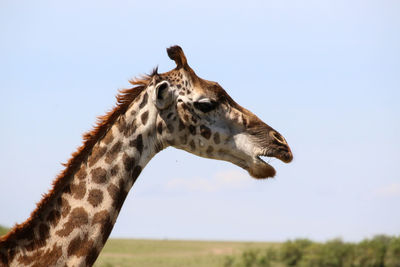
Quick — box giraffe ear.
[167,45,188,69]
[153,81,173,109]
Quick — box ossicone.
[166,45,189,69]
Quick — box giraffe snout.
[268,130,293,163]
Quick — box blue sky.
[0,0,399,242]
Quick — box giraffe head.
[147,46,292,179]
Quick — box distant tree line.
[224,235,400,267]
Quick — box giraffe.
[0,46,293,266]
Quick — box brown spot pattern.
[122,153,135,172]
[76,165,87,180]
[132,165,142,181]
[139,92,148,109]
[47,210,61,227]
[92,210,113,245]
[110,164,119,176]
[67,233,93,258]
[91,167,107,184]
[129,134,143,154]
[117,116,127,133]
[88,145,106,167]
[102,130,114,145]
[37,224,50,247]
[200,125,211,139]
[107,180,128,212]
[61,198,71,218]
[70,180,86,200]
[141,111,149,125]
[88,189,103,207]
[105,141,122,164]
[17,243,62,267]
[56,207,89,237]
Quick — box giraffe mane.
[0,69,157,246]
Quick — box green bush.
[280,239,313,266]
[384,236,400,267]
[352,235,391,267]
[226,235,400,267]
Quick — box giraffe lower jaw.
[247,156,276,179]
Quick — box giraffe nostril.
[270,131,286,144]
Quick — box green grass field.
[94,239,279,267]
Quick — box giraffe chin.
[247,157,276,179]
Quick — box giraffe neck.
[1,90,161,267]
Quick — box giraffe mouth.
[247,155,276,179]
[248,149,292,179]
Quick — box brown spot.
[157,121,163,134]
[123,118,137,137]
[88,189,103,207]
[67,233,93,258]
[189,125,196,135]
[189,140,196,150]
[117,115,127,133]
[18,243,62,267]
[139,92,148,109]
[206,146,214,155]
[76,164,87,180]
[213,132,221,144]
[107,180,128,212]
[167,112,174,119]
[70,180,86,200]
[47,210,61,227]
[37,223,50,247]
[62,184,71,194]
[56,207,89,237]
[105,141,122,164]
[91,167,107,184]
[200,125,211,139]
[86,247,101,266]
[141,111,149,125]
[102,129,114,145]
[132,165,142,181]
[122,153,135,172]
[61,198,71,218]
[92,210,109,225]
[129,134,143,154]
[88,145,107,167]
[110,164,119,176]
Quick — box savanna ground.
[1,225,399,266]
[94,239,279,267]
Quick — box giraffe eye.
[194,101,218,113]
